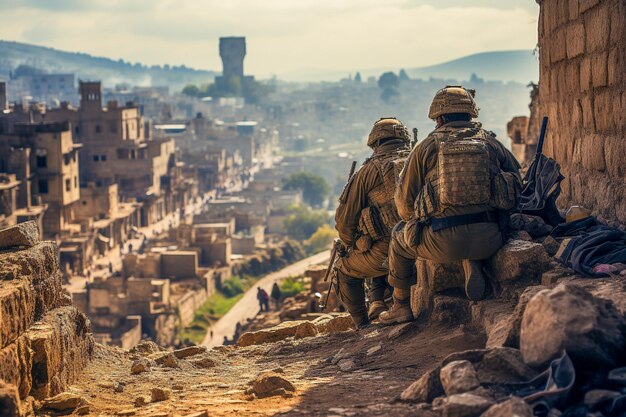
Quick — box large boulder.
[488,240,550,283]
[520,284,626,369]
[440,360,480,395]
[442,393,494,417]
[249,372,296,398]
[0,221,39,249]
[400,367,443,403]
[498,286,547,349]
[238,320,318,347]
[0,381,22,417]
[480,397,532,417]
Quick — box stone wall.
[535,0,626,225]
[0,222,94,415]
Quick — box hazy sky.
[0,0,539,77]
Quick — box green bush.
[305,224,337,255]
[283,205,330,240]
[221,276,245,297]
[280,276,306,298]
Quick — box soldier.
[334,118,410,328]
[379,86,522,325]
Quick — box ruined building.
[533,0,625,226]
[214,36,256,99]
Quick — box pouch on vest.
[414,182,438,221]
[437,136,491,208]
[358,206,385,241]
[490,171,521,210]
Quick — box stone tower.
[0,81,7,111]
[79,81,102,111]
[219,37,246,78]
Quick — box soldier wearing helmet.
[379,86,522,325]
[334,117,410,328]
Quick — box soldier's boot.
[367,275,389,320]
[336,271,370,329]
[462,259,486,302]
[378,288,413,326]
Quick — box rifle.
[411,127,419,149]
[318,160,357,311]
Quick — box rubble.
[173,345,207,359]
[520,284,626,368]
[248,372,296,398]
[442,393,493,417]
[131,358,153,374]
[480,397,532,417]
[487,240,550,283]
[41,392,84,411]
[238,320,319,347]
[439,361,480,395]
[400,368,444,403]
[0,221,39,249]
[150,387,171,402]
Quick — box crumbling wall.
[535,0,626,225]
[0,222,94,415]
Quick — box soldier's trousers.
[335,239,390,317]
[388,220,503,290]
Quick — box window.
[93,155,99,162]
[95,125,101,134]
[64,154,71,165]
[75,126,80,135]
[65,179,71,192]
[36,155,47,168]
[38,180,48,194]
[74,176,78,187]
[101,155,107,161]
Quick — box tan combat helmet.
[428,86,479,120]
[367,117,410,148]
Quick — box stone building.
[534,0,625,225]
[0,121,81,236]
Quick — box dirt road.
[202,250,330,347]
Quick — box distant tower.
[0,82,7,111]
[79,81,102,110]
[219,37,246,78]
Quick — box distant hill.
[278,50,538,84]
[0,40,217,90]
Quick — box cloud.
[0,0,538,77]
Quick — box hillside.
[279,50,538,84]
[0,40,217,90]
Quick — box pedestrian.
[256,287,267,312]
[270,282,282,310]
[334,118,410,328]
[380,86,521,325]
[210,330,214,339]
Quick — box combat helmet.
[428,86,479,120]
[367,117,410,148]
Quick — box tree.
[304,224,337,254]
[399,69,410,81]
[283,172,329,207]
[283,205,330,240]
[354,72,362,83]
[378,71,400,102]
[182,84,200,97]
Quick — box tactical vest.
[358,150,408,241]
[414,125,520,220]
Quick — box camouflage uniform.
[334,118,410,327]
[380,86,522,325]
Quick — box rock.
[75,405,91,415]
[467,387,494,401]
[173,345,207,359]
[584,389,621,408]
[238,320,320,347]
[189,356,216,369]
[474,348,537,385]
[148,352,179,368]
[387,322,414,340]
[133,397,146,407]
[0,382,22,417]
[510,231,533,241]
[488,240,550,283]
[183,411,208,417]
[42,392,84,411]
[129,341,162,356]
[502,286,547,349]
[443,393,494,417]
[150,387,171,402]
[331,348,349,365]
[337,358,357,372]
[366,345,382,356]
[541,236,561,257]
[521,284,626,369]
[316,314,355,334]
[440,360,480,395]
[131,358,153,374]
[540,270,568,286]
[172,384,183,391]
[400,367,444,403]
[480,397,532,417]
[0,221,39,249]
[114,383,124,393]
[117,409,136,416]
[294,321,318,339]
[249,372,296,398]
[431,296,471,325]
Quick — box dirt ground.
[61,320,485,417]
